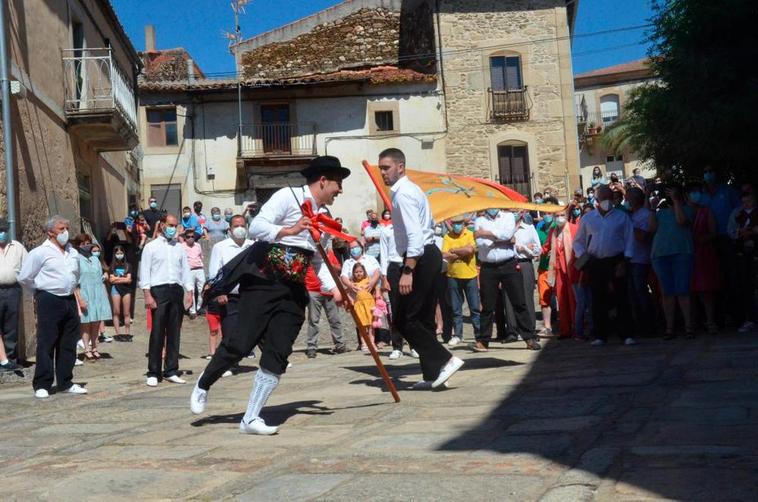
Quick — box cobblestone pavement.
[2,303,758,501]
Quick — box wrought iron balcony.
[577,110,620,136]
[62,48,138,151]
[488,87,530,122]
[238,123,317,158]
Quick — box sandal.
[83,350,96,361]
[92,350,102,359]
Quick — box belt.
[480,257,516,268]
[518,258,533,263]
[0,283,20,289]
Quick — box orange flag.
[362,161,566,222]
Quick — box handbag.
[573,235,593,271]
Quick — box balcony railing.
[577,110,619,135]
[488,87,530,122]
[62,48,137,132]
[238,123,317,158]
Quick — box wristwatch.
[401,265,415,275]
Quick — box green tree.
[624,0,758,183]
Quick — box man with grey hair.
[18,216,88,398]
[0,218,27,371]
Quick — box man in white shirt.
[0,218,27,371]
[140,214,193,387]
[191,156,347,435]
[573,185,635,346]
[18,216,87,398]
[379,221,409,359]
[196,215,255,389]
[505,211,542,337]
[378,148,463,389]
[475,209,542,352]
[626,187,655,335]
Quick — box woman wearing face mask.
[340,242,381,350]
[109,245,133,342]
[380,209,392,226]
[77,240,112,360]
[542,210,579,338]
[687,182,721,334]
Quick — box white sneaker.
[410,349,420,358]
[100,334,114,343]
[77,339,85,350]
[431,357,464,389]
[247,352,256,359]
[411,380,448,390]
[388,350,403,360]
[190,382,208,414]
[239,417,278,435]
[738,321,756,333]
[64,383,88,395]
[624,337,637,346]
[221,370,233,378]
[590,339,606,347]
[34,388,49,399]
[74,358,83,366]
[146,376,158,387]
[287,362,293,368]
[448,336,461,347]
[166,375,187,384]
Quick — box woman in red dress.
[542,208,579,338]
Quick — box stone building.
[574,59,656,187]
[0,0,141,358]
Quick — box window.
[497,142,531,198]
[77,172,93,222]
[600,94,620,124]
[150,184,182,216]
[146,107,178,146]
[374,111,394,132]
[260,104,291,153]
[606,155,623,162]
[490,56,523,91]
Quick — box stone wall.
[437,0,580,199]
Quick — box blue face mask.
[149,202,157,209]
[689,191,702,204]
[164,226,177,240]
[521,213,534,226]
[92,251,101,258]
[452,223,464,234]
[350,247,362,258]
[225,214,233,222]
[543,215,554,225]
[486,209,500,218]
[572,208,581,217]
[0,231,7,243]
[535,198,544,204]
[704,172,716,183]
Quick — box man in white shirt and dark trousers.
[573,185,636,346]
[379,221,408,359]
[18,216,87,398]
[378,148,463,389]
[474,208,542,352]
[140,214,193,387]
[505,212,542,339]
[191,156,346,435]
[0,218,27,371]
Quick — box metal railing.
[488,87,530,121]
[576,110,619,132]
[62,47,137,131]
[238,123,317,157]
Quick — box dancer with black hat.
[190,155,348,435]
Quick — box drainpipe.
[0,0,16,239]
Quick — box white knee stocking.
[242,368,280,424]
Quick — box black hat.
[300,156,351,180]
[0,218,8,231]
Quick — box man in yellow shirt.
[442,216,480,346]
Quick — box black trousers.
[588,255,632,340]
[33,291,79,391]
[503,260,537,340]
[0,284,21,361]
[200,277,308,390]
[395,244,451,381]
[478,259,535,343]
[147,284,184,378]
[387,262,405,351]
[435,271,453,341]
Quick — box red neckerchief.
[301,201,356,243]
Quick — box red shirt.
[305,249,340,294]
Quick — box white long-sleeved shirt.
[341,255,381,281]
[139,235,193,291]
[573,208,634,259]
[390,175,434,258]
[379,224,402,276]
[0,240,28,285]
[17,239,79,296]
[208,237,255,294]
[475,211,517,263]
[248,185,336,291]
[513,222,541,260]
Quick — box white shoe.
[432,357,464,389]
[448,336,461,347]
[287,362,293,368]
[239,417,278,435]
[247,351,256,359]
[77,339,85,350]
[590,339,606,347]
[411,380,448,390]
[100,334,114,343]
[74,358,83,366]
[738,321,756,333]
[166,375,187,384]
[34,388,49,399]
[221,370,233,378]
[190,381,208,414]
[624,337,637,346]
[64,383,88,395]
[388,350,403,360]
[410,349,420,358]
[146,376,158,387]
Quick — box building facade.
[574,59,656,187]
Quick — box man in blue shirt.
[180,206,205,239]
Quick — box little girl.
[109,245,132,341]
[350,263,377,352]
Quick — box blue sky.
[112,0,655,76]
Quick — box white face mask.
[556,216,567,226]
[232,226,247,240]
[115,253,125,260]
[56,230,69,246]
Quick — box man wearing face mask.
[180,206,206,241]
[205,207,230,245]
[223,208,234,224]
[573,185,635,346]
[505,211,541,339]
[181,230,205,319]
[0,218,28,372]
[144,196,163,238]
[362,210,382,261]
[139,215,193,387]
[18,216,87,398]
[442,216,479,346]
[474,208,542,352]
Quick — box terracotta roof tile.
[574,59,651,79]
[140,48,205,82]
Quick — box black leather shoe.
[525,339,542,351]
[306,349,317,359]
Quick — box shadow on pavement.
[436,336,758,500]
[191,400,334,428]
